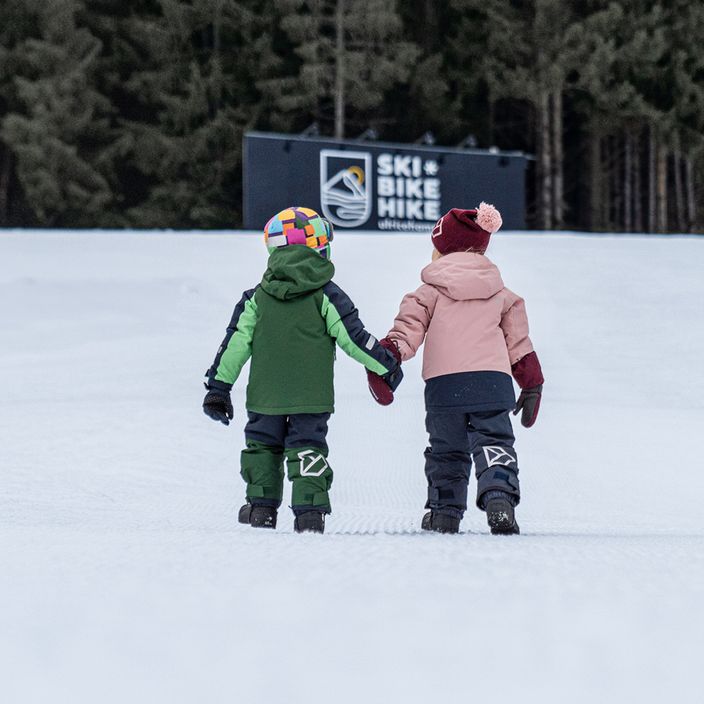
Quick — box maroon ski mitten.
[367,338,402,406]
[511,351,544,428]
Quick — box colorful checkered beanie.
[264,206,334,259]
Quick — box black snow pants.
[424,409,520,518]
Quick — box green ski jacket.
[206,246,399,415]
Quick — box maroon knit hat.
[431,203,503,255]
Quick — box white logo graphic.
[298,450,329,477]
[320,149,372,228]
[482,446,516,468]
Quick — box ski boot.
[294,511,325,534]
[482,491,520,535]
[238,503,277,529]
[421,511,460,534]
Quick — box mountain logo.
[320,149,372,228]
[482,446,517,469]
[297,450,329,477]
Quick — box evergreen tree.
[1,0,703,232]
[449,0,583,229]
[107,0,273,227]
[659,0,704,231]
[394,0,458,143]
[262,0,419,138]
[0,1,41,224]
[566,1,666,230]
[1,0,113,226]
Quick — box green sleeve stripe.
[215,296,258,383]
[321,293,388,375]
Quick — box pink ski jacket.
[388,253,534,381]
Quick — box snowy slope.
[1,229,702,704]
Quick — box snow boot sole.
[294,511,325,534]
[485,497,520,535]
[421,511,460,534]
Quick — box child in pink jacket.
[376,204,544,535]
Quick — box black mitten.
[513,385,542,428]
[203,387,234,425]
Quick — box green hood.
[260,246,335,300]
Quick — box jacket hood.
[260,245,335,300]
[421,252,504,301]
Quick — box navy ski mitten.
[203,385,234,425]
[367,338,403,406]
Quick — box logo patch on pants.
[298,450,329,477]
[482,446,517,469]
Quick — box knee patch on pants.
[286,447,333,512]
[241,441,285,505]
[474,444,520,506]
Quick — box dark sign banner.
[243,131,528,232]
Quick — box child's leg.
[424,411,471,518]
[284,413,333,515]
[468,409,520,508]
[241,412,286,508]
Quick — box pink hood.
[421,254,505,301]
[388,253,534,380]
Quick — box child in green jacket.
[203,206,402,533]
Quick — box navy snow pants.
[242,412,333,514]
[424,409,520,518]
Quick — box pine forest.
[1,0,703,232]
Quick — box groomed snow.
[1,229,702,703]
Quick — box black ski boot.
[238,503,277,529]
[421,511,460,534]
[294,511,325,534]
[238,503,252,524]
[482,492,520,535]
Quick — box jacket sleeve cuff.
[511,351,544,390]
[204,376,233,393]
[387,336,414,362]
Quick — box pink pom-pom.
[476,202,503,233]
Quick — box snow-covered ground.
[1,229,702,704]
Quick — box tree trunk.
[0,147,10,226]
[624,131,633,232]
[488,100,495,147]
[589,129,602,231]
[648,124,656,232]
[423,0,437,53]
[611,135,621,229]
[633,129,643,232]
[656,141,668,233]
[673,138,685,232]
[213,0,222,56]
[551,90,564,228]
[603,135,613,229]
[211,0,223,114]
[334,0,345,140]
[685,154,696,233]
[537,89,553,230]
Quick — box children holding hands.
[204,202,542,536]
